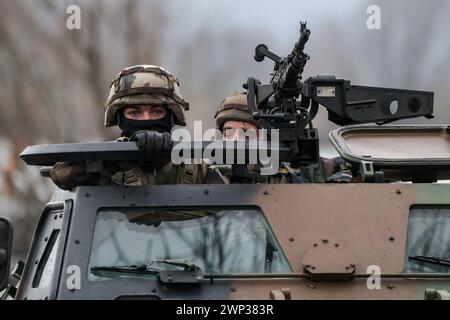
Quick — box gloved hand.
[50,162,99,190]
[130,130,173,165]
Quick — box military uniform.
[270,159,353,184]
[50,65,223,190]
[109,137,216,186]
[214,91,353,184]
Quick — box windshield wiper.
[408,255,450,267]
[90,264,160,276]
[153,259,200,271]
[155,259,204,284]
[90,259,204,284]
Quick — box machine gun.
[20,21,436,183]
[245,21,434,166]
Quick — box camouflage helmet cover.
[214,90,261,130]
[104,65,189,127]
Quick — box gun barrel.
[282,28,311,89]
[295,28,310,53]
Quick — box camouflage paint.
[15,184,450,300]
[234,183,450,299]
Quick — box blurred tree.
[0,0,169,256]
[1,0,449,258]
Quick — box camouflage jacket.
[49,137,224,190]
[215,157,353,184]
[50,160,223,190]
[292,157,353,183]
[110,161,217,186]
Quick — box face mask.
[119,109,173,137]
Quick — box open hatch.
[329,125,450,182]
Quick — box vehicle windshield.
[404,206,450,273]
[88,207,292,280]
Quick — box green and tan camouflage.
[104,65,189,127]
[7,125,450,300]
[214,90,261,130]
[214,91,352,183]
[8,183,450,300]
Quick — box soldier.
[50,65,222,189]
[214,90,353,184]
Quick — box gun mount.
[246,21,434,166]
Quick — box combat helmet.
[104,65,189,127]
[214,90,261,130]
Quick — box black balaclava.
[118,108,173,138]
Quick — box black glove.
[130,130,173,165]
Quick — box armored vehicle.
[1,22,449,300]
[2,125,450,300]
